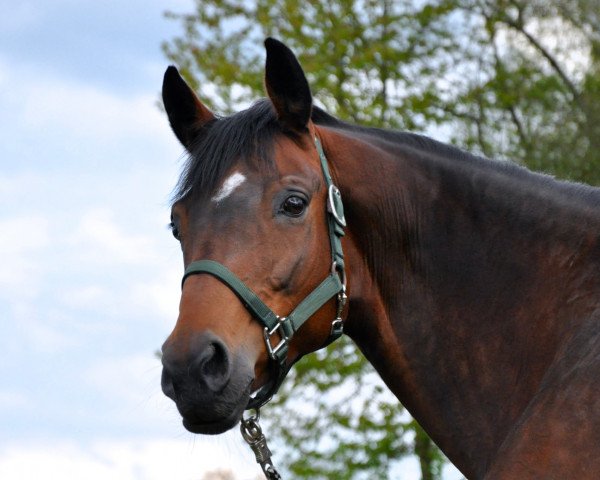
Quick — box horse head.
[160,39,347,434]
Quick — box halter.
[180,136,347,410]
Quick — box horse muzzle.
[160,330,254,434]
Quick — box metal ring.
[240,414,263,442]
[242,408,260,423]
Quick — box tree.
[162,1,600,478]
[264,337,444,479]
[162,0,458,129]
[417,0,600,184]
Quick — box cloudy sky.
[0,1,463,479]
[0,0,265,478]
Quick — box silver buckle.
[330,261,347,337]
[327,184,346,227]
[263,317,289,361]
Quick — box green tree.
[162,1,600,478]
[265,337,444,479]
[162,0,458,129]
[419,0,600,184]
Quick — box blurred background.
[2,0,598,479]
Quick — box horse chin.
[179,379,253,435]
[182,405,245,435]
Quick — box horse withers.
[160,38,600,479]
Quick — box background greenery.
[162,1,600,478]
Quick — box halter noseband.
[180,137,347,410]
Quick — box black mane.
[312,106,600,207]
[173,101,600,208]
[311,105,473,162]
[172,101,464,204]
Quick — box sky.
[0,0,264,478]
[0,1,462,479]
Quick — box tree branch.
[490,27,532,153]
[501,16,582,105]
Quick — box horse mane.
[172,100,469,204]
[173,100,600,208]
[311,105,475,162]
[312,105,600,208]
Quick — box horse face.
[160,40,339,434]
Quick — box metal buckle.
[330,317,344,337]
[331,261,347,291]
[336,289,347,315]
[263,317,289,361]
[330,261,347,337]
[240,409,283,479]
[327,184,346,227]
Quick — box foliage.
[162,0,457,130]
[432,0,600,184]
[164,0,600,185]
[261,337,447,479]
[162,1,600,478]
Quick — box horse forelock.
[172,99,280,204]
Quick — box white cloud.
[0,215,50,298]
[0,215,49,252]
[85,353,163,406]
[0,438,262,480]
[81,353,189,435]
[67,208,160,266]
[0,4,238,477]
[0,390,33,411]
[58,284,108,309]
[18,80,168,143]
[0,51,174,147]
[0,54,183,178]
[11,302,77,354]
[130,271,181,322]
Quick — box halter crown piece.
[180,137,347,479]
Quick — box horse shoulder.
[484,317,600,479]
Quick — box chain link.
[240,410,283,480]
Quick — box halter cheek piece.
[180,137,347,410]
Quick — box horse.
[160,38,600,479]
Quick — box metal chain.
[240,410,282,480]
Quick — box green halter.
[181,137,347,409]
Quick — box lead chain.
[240,410,282,480]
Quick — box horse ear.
[264,38,312,132]
[162,66,215,150]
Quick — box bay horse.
[160,38,600,479]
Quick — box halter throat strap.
[181,136,346,409]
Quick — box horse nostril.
[204,342,228,376]
[161,332,233,399]
[161,368,177,401]
[191,339,231,392]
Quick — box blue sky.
[0,1,463,478]
[0,0,265,478]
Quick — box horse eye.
[281,195,307,217]
[169,222,180,241]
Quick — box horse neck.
[319,125,600,478]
